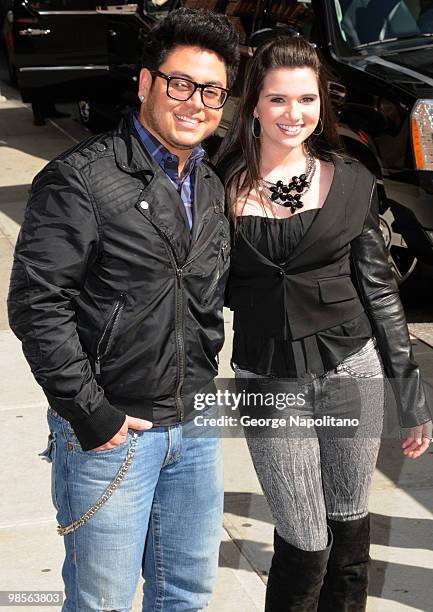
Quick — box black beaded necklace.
[259,150,316,214]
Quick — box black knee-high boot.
[318,515,371,612]
[265,528,333,612]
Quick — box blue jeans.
[43,408,223,612]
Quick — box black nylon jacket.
[8,114,230,450]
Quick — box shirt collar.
[133,113,205,178]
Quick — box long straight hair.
[215,36,344,219]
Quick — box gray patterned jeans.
[235,338,384,551]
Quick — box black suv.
[212,0,433,283]
[3,0,433,282]
[1,0,177,126]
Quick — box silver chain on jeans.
[57,431,138,536]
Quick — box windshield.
[333,0,433,49]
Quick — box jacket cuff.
[70,398,127,451]
[395,378,433,428]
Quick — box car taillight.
[411,99,433,171]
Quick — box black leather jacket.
[350,190,431,428]
[8,114,230,450]
[228,157,431,428]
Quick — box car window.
[332,0,433,48]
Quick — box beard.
[141,93,202,152]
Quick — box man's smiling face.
[138,45,227,155]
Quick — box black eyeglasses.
[150,70,230,109]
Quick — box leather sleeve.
[7,160,126,450]
[350,180,432,428]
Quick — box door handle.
[18,28,51,36]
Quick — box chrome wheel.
[379,207,417,284]
[77,100,91,126]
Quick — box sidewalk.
[1,83,433,612]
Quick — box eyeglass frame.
[149,70,231,109]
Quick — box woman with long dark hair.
[216,36,432,611]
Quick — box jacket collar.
[113,112,158,175]
[286,154,352,266]
[114,113,224,264]
[113,112,208,178]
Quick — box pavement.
[1,79,433,612]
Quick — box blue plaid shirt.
[133,114,205,230]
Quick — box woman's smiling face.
[254,66,321,151]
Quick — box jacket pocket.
[202,240,230,305]
[95,293,127,374]
[318,276,357,304]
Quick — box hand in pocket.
[91,415,153,451]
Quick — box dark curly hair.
[141,8,240,88]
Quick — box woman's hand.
[401,420,433,458]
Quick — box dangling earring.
[252,116,261,139]
[312,117,323,136]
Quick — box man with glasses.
[8,8,239,611]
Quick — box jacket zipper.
[136,211,225,420]
[171,226,226,415]
[95,293,127,375]
[135,216,188,420]
[184,220,222,269]
[161,245,185,420]
[175,267,185,419]
[202,240,229,304]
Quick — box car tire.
[77,99,106,132]
[77,99,118,133]
[77,99,94,129]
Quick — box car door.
[10,0,110,96]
